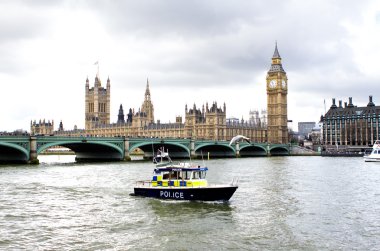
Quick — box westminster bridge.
[0,136,290,164]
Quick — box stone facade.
[141,79,154,124]
[266,43,288,144]
[321,96,380,146]
[30,119,54,135]
[79,84,268,141]
[85,75,110,129]
[56,44,287,142]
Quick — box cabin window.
[199,171,207,179]
[162,172,170,179]
[183,171,191,180]
[192,171,200,179]
[162,171,180,180]
[172,171,180,179]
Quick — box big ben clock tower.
[266,42,288,144]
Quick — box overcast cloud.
[1,0,380,132]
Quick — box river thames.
[0,156,379,250]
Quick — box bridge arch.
[130,142,190,158]
[0,142,29,163]
[240,145,267,157]
[195,143,235,158]
[37,141,124,161]
[269,146,290,156]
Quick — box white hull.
[364,140,380,162]
[364,156,380,162]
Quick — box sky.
[1,0,380,132]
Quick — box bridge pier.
[190,139,196,159]
[29,136,39,164]
[235,142,240,158]
[124,138,131,161]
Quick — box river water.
[0,155,379,250]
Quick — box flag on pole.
[94,61,99,77]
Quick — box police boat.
[131,148,238,201]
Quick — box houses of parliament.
[35,44,289,144]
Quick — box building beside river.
[54,44,289,143]
[76,80,268,142]
[321,96,380,147]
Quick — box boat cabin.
[152,166,208,187]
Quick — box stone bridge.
[0,136,290,164]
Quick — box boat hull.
[133,186,238,201]
[364,156,380,162]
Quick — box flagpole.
[94,61,99,77]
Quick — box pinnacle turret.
[145,78,151,98]
[272,41,281,59]
[117,104,125,123]
[268,42,285,73]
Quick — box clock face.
[282,80,286,88]
[269,80,277,88]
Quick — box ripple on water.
[1,157,380,250]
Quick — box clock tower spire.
[266,42,288,144]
